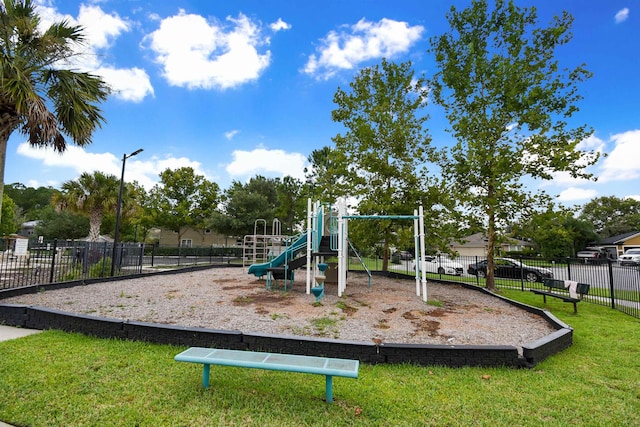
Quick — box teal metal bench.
[174,347,359,403]
[531,278,590,314]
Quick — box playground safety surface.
[1,267,556,352]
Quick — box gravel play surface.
[3,267,556,352]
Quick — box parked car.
[576,247,609,263]
[392,251,414,261]
[467,257,553,283]
[618,248,640,266]
[413,255,464,276]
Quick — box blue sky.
[5,0,640,206]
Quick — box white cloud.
[226,148,308,180]
[34,2,154,102]
[270,18,291,32]
[599,130,640,182]
[615,8,630,23]
[77,4,129,49]
[557,187,598,202]
[97,67,154,102]
[303,18,424,79]
[16,142,211,190]
[225,130,240,140]
[146,11,271,90]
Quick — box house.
[449,232,533,257]
[18,220,40,238]
[591,231,640,258]
[157,226,231,248]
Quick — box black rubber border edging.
[1,266,571,368]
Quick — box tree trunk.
[486,190,497,291]
[382,240,389,272]
[88,208,103,242]
[0,112,23,225]
[0,133,7,224]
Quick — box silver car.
[618,248,640,266]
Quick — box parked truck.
[576,247,610,263]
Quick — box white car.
[413,255,464,276]
[618,248,640,266]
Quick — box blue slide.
[247,233,308,278]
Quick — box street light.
[111,148,143,276]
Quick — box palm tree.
[54,171,119,242]
[0,0,109,220]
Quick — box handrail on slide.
[348,240,372,288]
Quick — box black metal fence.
[0,239,146,290]
[143,245,242,268]
[363,255,640,319]
[0,239,244,290]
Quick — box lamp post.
[111,148,143,276]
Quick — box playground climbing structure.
[247,198,428,302]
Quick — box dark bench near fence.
[175,347,359,403]
[531,278,590,314]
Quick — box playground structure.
[247,198,429,302]
[242,218,287,269]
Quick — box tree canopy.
[210,175,305,238]
[145,167,219,246]
[0,0,109,221]
[511,207,598,258]
[579,196,640,239]
[331,58,432,270]
[34,205,89,240]
[428,0,597,289]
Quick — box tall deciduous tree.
[304,146,349,202]
[0,192,17,236]
[331,59,432,271]
[210,175,302,238]
[35,205,89,240]
[54,171,120,241]
[578,196,640,239]
[4,183,56,219]
[146,167,219,246]
[0,0,109,221]
[274,175,306,234]
[429,0,598,290]
[512,208,598,258]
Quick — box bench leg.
[202,364,210,388]
[325,375,333,403]
[573,302,578,314]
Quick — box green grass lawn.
[1,290,639,426]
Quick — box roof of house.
[598,231,640,245]
[451,232,532,248]
[20,220,40,228]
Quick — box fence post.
[138,243,144,273]
[519,255,525,291]
[49,239,58,283]
[566,257,572,281]
[608,259,616,310]
[475,256,479,285]
[102,241,109,277]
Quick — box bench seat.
[530,279,590,314]
[175,347,359,403]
